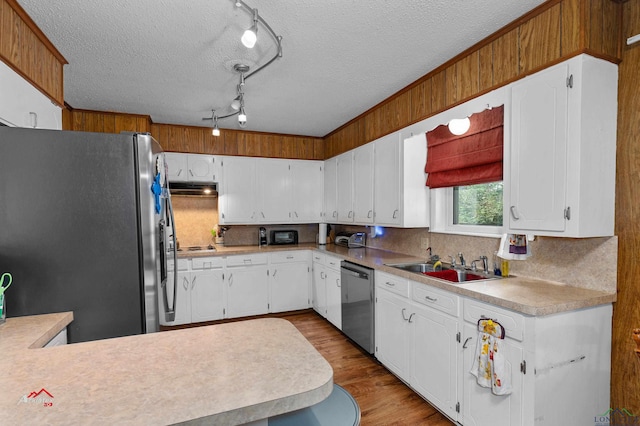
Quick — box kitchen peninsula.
[1,313,333,425]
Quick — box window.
[453,182,503,226]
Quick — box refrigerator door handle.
[163,192,178,322]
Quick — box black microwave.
[270,230,298,245]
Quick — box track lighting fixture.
[202,0,283,134]
[448,117,471,135]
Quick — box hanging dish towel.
[470,319,512,395]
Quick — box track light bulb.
[238,108,247,128]
[241,28,257,48]
[212,125,220,137]
[230,97,241,111]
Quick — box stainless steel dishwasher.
[340,261,374,354]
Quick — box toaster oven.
[270,230,298,245]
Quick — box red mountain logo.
[27,388,53,399]
[18,388,54,406]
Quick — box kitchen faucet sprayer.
[458,252,466,268]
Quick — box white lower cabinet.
[311,252,342,330]
[226,254,269,318]
[375,284,411,378]
[269,251,311,313]
[161,257,225,326]
[190,269,225,323]
[374,276,612,426]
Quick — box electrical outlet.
[420,237,429,249]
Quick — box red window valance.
[425,105,504,188]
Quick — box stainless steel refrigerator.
[0,127,177,343]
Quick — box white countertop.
[1,313,333,425]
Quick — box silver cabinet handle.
[510,206,520,220]
[333,211,337,218]
[229,273,233,286]
[336,278,340,287]
[182,276,190,291]
[408,313,415,323]
[349,210,353,218]
[286,255,294,259]
[463,337,473,349]
[320,271,326,279]
[189,169,194,176]
[177,169,183,176]
[261,211,265,218]
[393,209,398,219]
[367,210,372,218]
[191,276,197,290]
[385,281,395,287]
[29,111,38,128]
[273,269,277,278]
[294,211,299,218]
[425,296,437,302]
[401,308,408,321]
[243,259,252,264]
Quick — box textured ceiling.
[17,0,546,137]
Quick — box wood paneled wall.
[612,0,640,414]
[0,0,66,106]
[62,108,324,160]
[324,0,622,158]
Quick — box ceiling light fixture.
[448,117,471,135]
[201,0,283,135]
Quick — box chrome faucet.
[448,255,456,268]
[458,252,466,268]
[471,255,489,273]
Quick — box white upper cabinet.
[374,133,401,225]
[0,61,61,130]
[353,143,375,223]
[336,151,354,223]
[220,156,257,224]
[290,160,323,223]
[219,157,324,225]
[165,153,218,183]
[256,158,291,223]
[323,157,338,222]
[509,54,617,237]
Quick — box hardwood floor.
[270,310,454,426]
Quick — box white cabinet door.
[323,157,338,222]
[375,287,410,378]
[353,143,375,223]
[270,262,310,312]
[187,154,217,182]
[190,269,225,322]
[312,263,327,316]
[510,63,569,232]
[256,158,290,223]
[226,266,269,317]
[325,267,342,329]
[410,303,459,420]
[220,156,256,223]
[165,153,189,182]
[0,61,61,130]
[290,160,323,223]
[336,151,354,223]
[461,322,524,426]
[374,133,401,225]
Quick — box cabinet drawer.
[191,256,225,269]
[226,253,268,267]
[325,254,341,270]
[463,299,525,342]
[375,271,409,298]
[312,252,325,264]
[270,250,309,264]
[411,282,459,317]
[168,258,189,272]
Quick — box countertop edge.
[177,243,615,316]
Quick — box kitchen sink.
[386,262,501,283]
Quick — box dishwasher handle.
[341,265,369,279]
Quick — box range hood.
[168,182,218,196]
